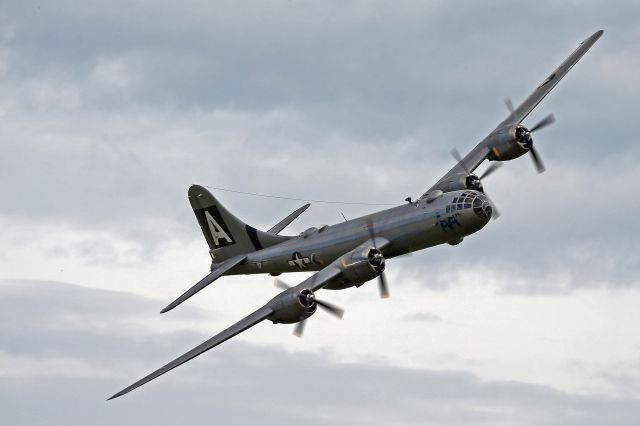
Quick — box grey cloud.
[0,280,208,359]
[2,279,640,426]
[1,0,636,137]
[599,359,640,397]
[0,0,638,287]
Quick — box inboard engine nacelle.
[339,246,385,286]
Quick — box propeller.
[274,278,344,338]
[365,219,390,298]
[504,98,554,174]
[478,162,502,180]
[504,98,515,114]
[451,148,503,180]
[450,147,469,174]
[523,113,555,173]
[450,148,501,219]
[529,113,556,133]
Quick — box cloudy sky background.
[1,1,639,424]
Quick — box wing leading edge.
[498,30,603,128]
[108,305,274,400]
[425,30,603,195]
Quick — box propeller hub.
[465,174,484,192]
[298,289,317,313]
[515,125,533,148]
[367,249,385,273]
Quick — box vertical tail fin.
[188,185,289,262]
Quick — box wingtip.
[582,30,604,44]
[161,295,189,313]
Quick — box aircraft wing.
[108,304,274,400]
[497,30,603,128]
[298,263,343,292]
[109,264,345,400]
[109,240,389,400]
[425,30,603,194]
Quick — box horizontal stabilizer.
[267,203,310,235]
[160,254,247,314]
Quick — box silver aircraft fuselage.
[231,189,493,287]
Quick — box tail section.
[189,185,289,262]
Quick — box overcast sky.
[1,1,639,424]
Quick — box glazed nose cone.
[472,194,493,221]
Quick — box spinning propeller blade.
[484,193,501,219]
[450,148,470,174]
[316,299,345,319]
[525,113,554,173]
[366,219,390,298]
[529,113,556,133]
[378,272,390,299]
[529,146,546,173]
[274,278,290,291]
[504,98,515,113]
[478,162,502,180]
[293,320,306,337]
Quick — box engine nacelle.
[486,125,530,161]
[267,288,317,324]
[339,246,385,286]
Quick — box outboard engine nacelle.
[486,124,530,161]
[267,288,317,324]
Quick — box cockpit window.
[446,191,481,212]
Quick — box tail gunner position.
[109,30,604,400]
